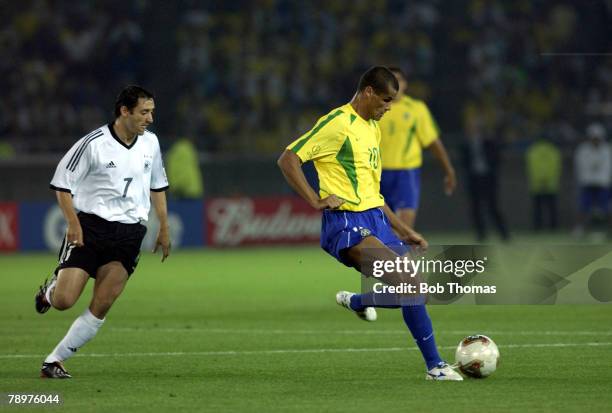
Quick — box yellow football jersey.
[378,95,439,169]
[287,103,385,212]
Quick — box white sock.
[44,309,105,363]
[44,277,57,307]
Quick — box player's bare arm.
[277,150,345,210]
[55,191,84,247]
[428,139,456,196]
[381,203,427,250]
[151,191,171,262]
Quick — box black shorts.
[57,212,147,278]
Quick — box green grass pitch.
[1,244,611,412]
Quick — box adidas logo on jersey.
[105,161,117,168]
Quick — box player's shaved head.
[114,85,155,117]
[358,66,399,95]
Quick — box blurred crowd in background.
[1,0,611,155]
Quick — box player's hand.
[444,170,457,196]
[400,228,428,252]
[314,195,345,210]
[66,221,84,247]
[153,226,171,262]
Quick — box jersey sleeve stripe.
[150,185,169,192]
[65,129,101,169]
[67,131,103,172]
[49,184,71,193]
[290,109,344,154]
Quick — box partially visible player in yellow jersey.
[378,67,456,228]
[277,66,464,381]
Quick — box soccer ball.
[455,334,500,378]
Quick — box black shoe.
[35,272,57,314]
[40,361,72,379]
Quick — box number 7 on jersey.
[122,177,133,198]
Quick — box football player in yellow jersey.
[277,66,462,381]
[378,67,456,228]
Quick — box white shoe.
[335,291,377,322]
[426,362,463,381]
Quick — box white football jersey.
[575,141,611,187]
[51,123,169,224]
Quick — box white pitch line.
[108,327,612,336]
[2,342,611,360]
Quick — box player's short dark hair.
[114,85,155,117]
[387,66,407,81]
[358,66,399,94]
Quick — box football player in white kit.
[35,86,171,378]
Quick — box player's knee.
[52,291,78,310]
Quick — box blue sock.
[350,293,401,311]
[401,305,442,370]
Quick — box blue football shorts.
[380,168,421,211]
[580,186,609,213]
[320,207,409,267]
